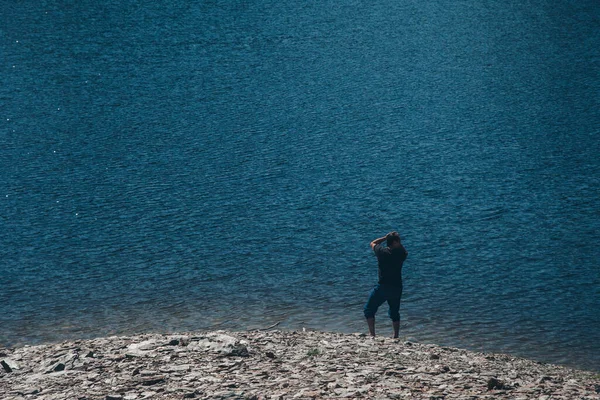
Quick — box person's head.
[386,231,401,247]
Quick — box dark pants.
[364,283,402,322]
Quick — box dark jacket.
[374,243,407,287]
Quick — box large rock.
[125,339,162,358]
[124,335,190,358]
[187,333,249,357]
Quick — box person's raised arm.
[370,235,387,251]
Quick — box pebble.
[0,330,598,399]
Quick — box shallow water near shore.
[2,0,599,371]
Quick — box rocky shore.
[1,329,599,399]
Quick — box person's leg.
[366,317,376,337]
[392,320,400,338]
[364,285,386,337]
[386,286,402,338]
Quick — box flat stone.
[1,360,13,373]
[159,364,190,373]
[48,362,66,373]
[139,376,166,386]
[487,377,509,391]
[16,387,40,395]
[140,370,159,376]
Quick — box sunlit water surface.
[1,0,599,371]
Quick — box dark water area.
[1,0,599,371]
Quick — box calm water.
[1,0,599,371]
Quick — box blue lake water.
[1,0,599,371]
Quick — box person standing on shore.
[364,231,408,338]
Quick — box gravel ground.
[1,329,599,399]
